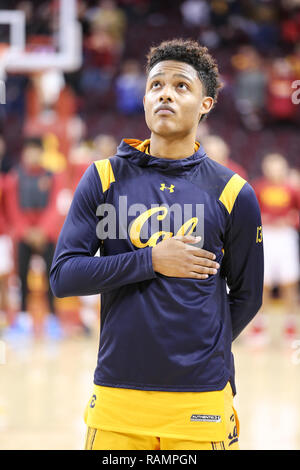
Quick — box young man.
[5,137,62,339]
[50,39,264,450]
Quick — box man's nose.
[159,85,174,102]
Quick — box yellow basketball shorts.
[84,391,240,450]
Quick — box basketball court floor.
[0,299,299,451]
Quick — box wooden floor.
[0,302,299,450]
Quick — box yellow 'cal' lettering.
[129,207,172,248]
[175,218,198,237]
[129,207,199,248]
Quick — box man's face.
[22,145,43,169]
[144,60,213,139]
[202,135,229,165]
[262,154,289,184]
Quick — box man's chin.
[150,124,184,138]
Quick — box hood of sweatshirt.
[116,138,207,174]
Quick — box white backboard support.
[0,0,82,82]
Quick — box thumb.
[173,235,202,244]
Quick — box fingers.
[173,236,218,262]
[173,235,202,244]
[188,256,221,276]
[196,266,218,275]
[188,272,209,280]
[187,264,220,278]
[184,243,217,261]
[174,236,219,271]
[193,257,220,270]
[164,236,220,279]
[188,246,217,261]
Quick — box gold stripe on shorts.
[85,427,97,450]
[211,441,225,450]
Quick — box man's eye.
[178,83,188,90]
[151,81,160,88]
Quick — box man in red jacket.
[0,174,14,331]
[252,152,300,344]
[4,137,62,339]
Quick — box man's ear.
[143,95,146,110]
[198,96,214,121]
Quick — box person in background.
[0,134,13,174]
[3,137,63,339]
[92,134,117,160]
[180,0,210,28]
[69,141,94,192]
[24,70,85,162]
[202,134,248,180]
[266,58,298,125]
[115,59,146,115]
[251,153,300,344]
[231,45,268,131]
[87,0,127,48]
[288,166,300,251]
[0,173,14,334]
[81,0,126,99]
[0,134,14,331]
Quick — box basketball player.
[50,39,264,450]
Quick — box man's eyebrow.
[148,72,164,81]
[149,72,194,82]
[173,73,194,82]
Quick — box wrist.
[151,245,159,272]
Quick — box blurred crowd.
[0,0,299,344]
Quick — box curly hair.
[146,38,222,121]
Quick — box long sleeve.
[50,163,157,297]
[220,182,264,341]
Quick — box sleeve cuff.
[144,246,158,280]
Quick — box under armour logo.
[160,183,175,193]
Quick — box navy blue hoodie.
[50,139,264,394]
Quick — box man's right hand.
[152,235,220,279]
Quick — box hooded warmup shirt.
[50,139,264,396]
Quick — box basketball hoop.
[0,1,82,105]
[0,1,82,80]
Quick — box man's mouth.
[155,105,175,115]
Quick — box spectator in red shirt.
[0,174,14,330]
[4,137,63,339]
[69,141,94,193]
[266,58,298,124]
[251,152,300,344]
[201,134,248,180]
